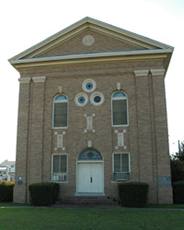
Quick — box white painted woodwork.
[57,134,63,148]
[77,163,104,193]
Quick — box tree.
[174,141,184,161]
[170,140,184,183]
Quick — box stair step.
[56,196,119,205]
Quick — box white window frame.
[111,91,129,127]
[51,153,68,183]
[52,95,68,129]
[112,152,131,181]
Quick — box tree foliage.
[174,141,184,161]
[170,141,184,183]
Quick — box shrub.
[0,181,15,202]
[173,181,184,204]
[118,182,149,207]
[29,182,59,206]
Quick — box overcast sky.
[0,0,183,163]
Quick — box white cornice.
[18,77,31,84]
[151,69,165,76]
[11,49,172,66]
[134,70,149,77]
[32,76,46,83]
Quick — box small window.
[112,91,128,126]
[75,92,88,106]
[82,79,96,93]
[52,154,67,182]
[53,95,68,128]
[90,92,104,106]
[113,153,130,181]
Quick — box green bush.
[173,181,184,204]
[0,181,15,202]
[118,182,149,207]
[29,182,59,206]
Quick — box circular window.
[82,35,95,46]
[90,92,104,106]
[75,93,88,106]
[82,79,96,93]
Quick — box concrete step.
[56,196,119,206]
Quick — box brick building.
[9,17,173,203]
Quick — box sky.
[0,0,183,163]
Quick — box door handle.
[90,177,92,183]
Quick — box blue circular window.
[78,96,86,104]
[86,82,93,90]
[82,79,96,93]
[75,93,88,106]
[90,92,104,106]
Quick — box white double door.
[77,162,104,194]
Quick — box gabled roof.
[9,17,173,67]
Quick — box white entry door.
[77,163,104,194]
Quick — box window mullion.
[59,156,61,174]
[120,154,122,172]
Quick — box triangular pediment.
[30,27,156,59]
[9,17,173,66]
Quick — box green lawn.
[0,205,184,230]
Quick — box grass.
[0,205,184,230]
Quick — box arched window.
[111,91,128,126]
[78,148,102,161]
[53,95,68,128]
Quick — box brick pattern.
[14,43,172,204]
[14,79,31,203]
[31,28,145,58]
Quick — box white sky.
[0,0,183,163]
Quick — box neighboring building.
[0,160,15,181]
[9,17,173,204]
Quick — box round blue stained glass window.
[82,79,96,92]
[78,96,86,104]
[86,82,93,90]
[75,93,88,106]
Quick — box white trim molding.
[87,140,92,148]
[84,113,95,133]
[116,82,121,90]
[18,77,31,84]
[151,68,165,76]
[134,70,149,77]
[32,76,46,83]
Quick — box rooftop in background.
[0,160,15,167]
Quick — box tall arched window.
[112,91,128,126]
[53,95,68,128]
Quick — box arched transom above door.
[78,148,102,161]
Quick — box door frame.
[76,160,104,195]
